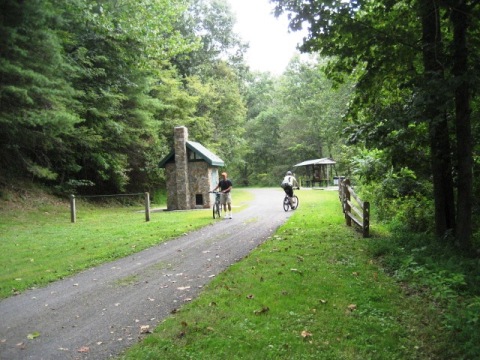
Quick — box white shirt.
[282,175,298,186]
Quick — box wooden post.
[145,192,150,222]
[344,179,352,227]
[70,194,76,223]
[363,201,370,237]
[339,179,344,207]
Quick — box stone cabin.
[158,126,224,210]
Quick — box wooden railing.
[69,192,151,223]
[338,179,370,237]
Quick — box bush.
[355,168,433,232]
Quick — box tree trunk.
[420,0,456,237]
[451,1,473,250]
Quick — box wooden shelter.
[293,158,337,187]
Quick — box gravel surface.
[0,188,295,360]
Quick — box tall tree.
[173,0,248,77]
[450,0,473,249]
[419,0,455,237]
[0,0,82,181]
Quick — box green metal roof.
[158,141,224,168]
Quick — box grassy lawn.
[119,190,445,360]
[0,189,252,299]
[2,188,464,359]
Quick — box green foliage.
[0,0,83,179]
[369,226,480,358]
[350,148,388,184]
[350,148,434,231]
[0,0,249,194]
[238,57,353,186]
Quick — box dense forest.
[1,0,479,250]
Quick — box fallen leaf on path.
[27,332,40,340]
[77,346,90,353]
[140,325,151,334]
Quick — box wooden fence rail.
[70,192,150,223]
[338,179,370,237]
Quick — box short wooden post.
[145,192,150,222]
[363,201,370,237]
[344,179,352,227]
[70,194,76,223]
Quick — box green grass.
[0,189,252,299]
[2,188,474,359]
[119,190,446,360]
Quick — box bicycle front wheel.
[291,195,299,210]
[213,203,220,219]
[283,197,290,212]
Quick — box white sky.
[228,0,305,75]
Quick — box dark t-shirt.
[219,179,232,193]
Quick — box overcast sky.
[228,0,305,74]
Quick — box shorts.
[220,192,231,205]
[283,185,293,197]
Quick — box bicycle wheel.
[216,203,222,218]
[291,195,299,210]
[213,203,220,219]
[283,197,290,212]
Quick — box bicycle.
[209,191,222,219]
[283,188,299,212]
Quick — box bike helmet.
[286,171,292,175]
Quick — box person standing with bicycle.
[281,171,299,206]
[212,172,233,219]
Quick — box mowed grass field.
[1,188,448,359]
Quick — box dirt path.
[0,188,295,360]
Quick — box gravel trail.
[0,188,294,359]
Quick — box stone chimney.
[174,126,190,210]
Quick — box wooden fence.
[338,179,370,237]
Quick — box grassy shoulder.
[119,190,446,360]
[0,189,253,299]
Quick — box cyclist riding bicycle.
[281,171,299,205]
